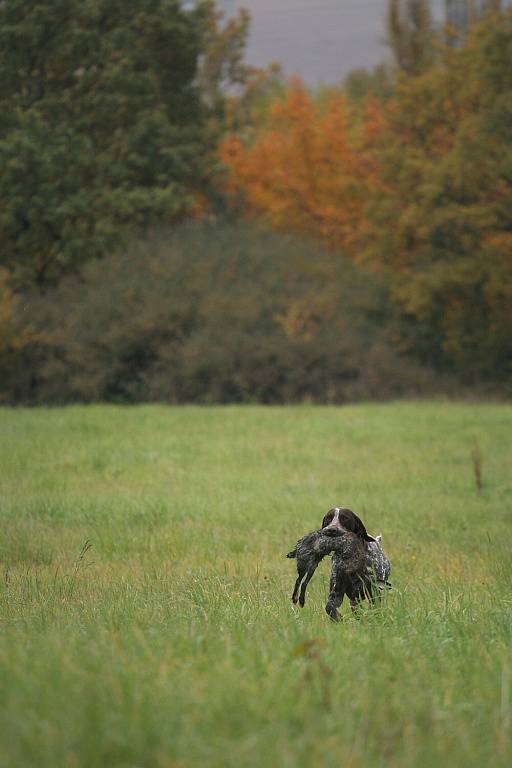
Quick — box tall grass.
[0,403,511,767]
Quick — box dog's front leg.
[325,577,346,622]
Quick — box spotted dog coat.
[326,533,392,621]
[366,535,391,587]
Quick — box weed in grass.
[471,440,484,494]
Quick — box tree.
[196,0,252,119]
[445,1,503,36]
[219,82,385,260]
[343,63,394,103]
[387,0,435,75]
[193,0,284,212]
[365,9,512,380]
[0,0,210,290]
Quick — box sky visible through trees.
[217,0,446,83]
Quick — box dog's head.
[321,507,375,542]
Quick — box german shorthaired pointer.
[286,507,391,620]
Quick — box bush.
[5,222,440,404]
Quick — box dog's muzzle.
[323,526,343,536]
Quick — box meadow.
[0,402,511,768]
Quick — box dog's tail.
[286,548,297,559]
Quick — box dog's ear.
[321,509,335,529]
[346,509,375,542]
[375,534,382,543]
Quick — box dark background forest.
[0,0,510,404]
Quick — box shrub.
[10,222,439,404]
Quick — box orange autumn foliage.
[219,82,385,260]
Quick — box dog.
[286,506,391,617]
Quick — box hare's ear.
[375,534,382,543]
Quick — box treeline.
[0,1,511,403]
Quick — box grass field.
[0,403,511,767]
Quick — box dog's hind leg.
[349,598,361,614]
[347,576,373,614]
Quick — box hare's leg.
[292,562,307,604]
[298,562,319,607]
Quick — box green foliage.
[0,403,511,767]
[197,0,252,119]
[387,0,435,75]
[196,0,285,147]
[343,63,395,102]
[0,0,210,289]
[8,222,439,404]
[192,1,285,213]
[445,0,504,39]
